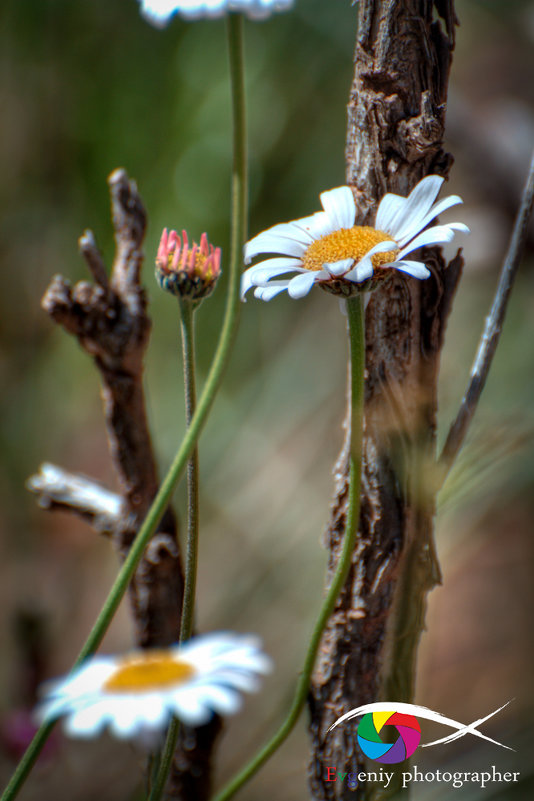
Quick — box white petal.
[231,0,294,18]
[375,193,406,234]
[319,187,356,230]
[179,1,227,20]
[193,684,242,715]
[241,267,258,299]
[344,238,397,280]
[209,670,262,693]
[241,258,303,298]
[39,660,116,701]
[390,260,431,279]
[170,691,213,726]
[139,0,181,27]
[398,224,457,257]
[254,284,290,301]
[287,272,317,299]
[397,195,464,246]
[244,232,307,264]
[448,222,470,234]
[208,644,273,674]
[108,703,147,738]
[388,176,444,241]
[366,240,398,257]
[325,258,354,276]
[178,632,252,664]
[344,257,373,283]
[63,702,109,738]
[293,211,333,239]
[254,221,313,245]
[250,258,305,285]
[244,271,291,298]
[140,696,168,726]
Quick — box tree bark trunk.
[308,2,463,798]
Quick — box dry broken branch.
[27,463,122,536]
[41,168,184,646]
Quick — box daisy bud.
[156,228,221,302]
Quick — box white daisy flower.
[139,0,294,26]
[37,633,271,739]
[242,175,469,301]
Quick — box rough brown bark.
[308,3,463,799]
[39,169,220,800]
[42,168,184,649]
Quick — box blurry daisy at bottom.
[37,633,271,743]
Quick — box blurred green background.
[1,0,533,799]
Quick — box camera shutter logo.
[357,711,421,764]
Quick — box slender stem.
[438,150,534,482]
[179,298,199,644]
[148,299,199,801]
[148,717,180,801]
[147,14,247,801]
[1,14,247,801]
[346,296,365,480]
[211,295,365,801]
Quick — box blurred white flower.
[242,176,469,301]
[139,0,294,26]
[37,633,271,739]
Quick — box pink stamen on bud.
[156,228,169,266]
[188,244,199,277]
[168,229,180,252]
[171,240,182,271]
[155,227,222,300]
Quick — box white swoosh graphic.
[327,700,514,751]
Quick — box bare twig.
[27,462,122,536]
[41,170,176,549]
[439,151,534,479]
[79,229,109,288]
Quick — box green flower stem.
[179,297,199,645]
[1,14,247,801]
[211,294,365,801]
[148,297,199,801]
[148,716,180,801]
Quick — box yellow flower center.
[301,226,398,272]
[103,652,196,694]
[165,252,214,280]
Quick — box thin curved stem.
[147,298,198,801]
[1,13,247,801]
[148,716,180,801]
[211,295,365,801]
[179,298,199,644]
